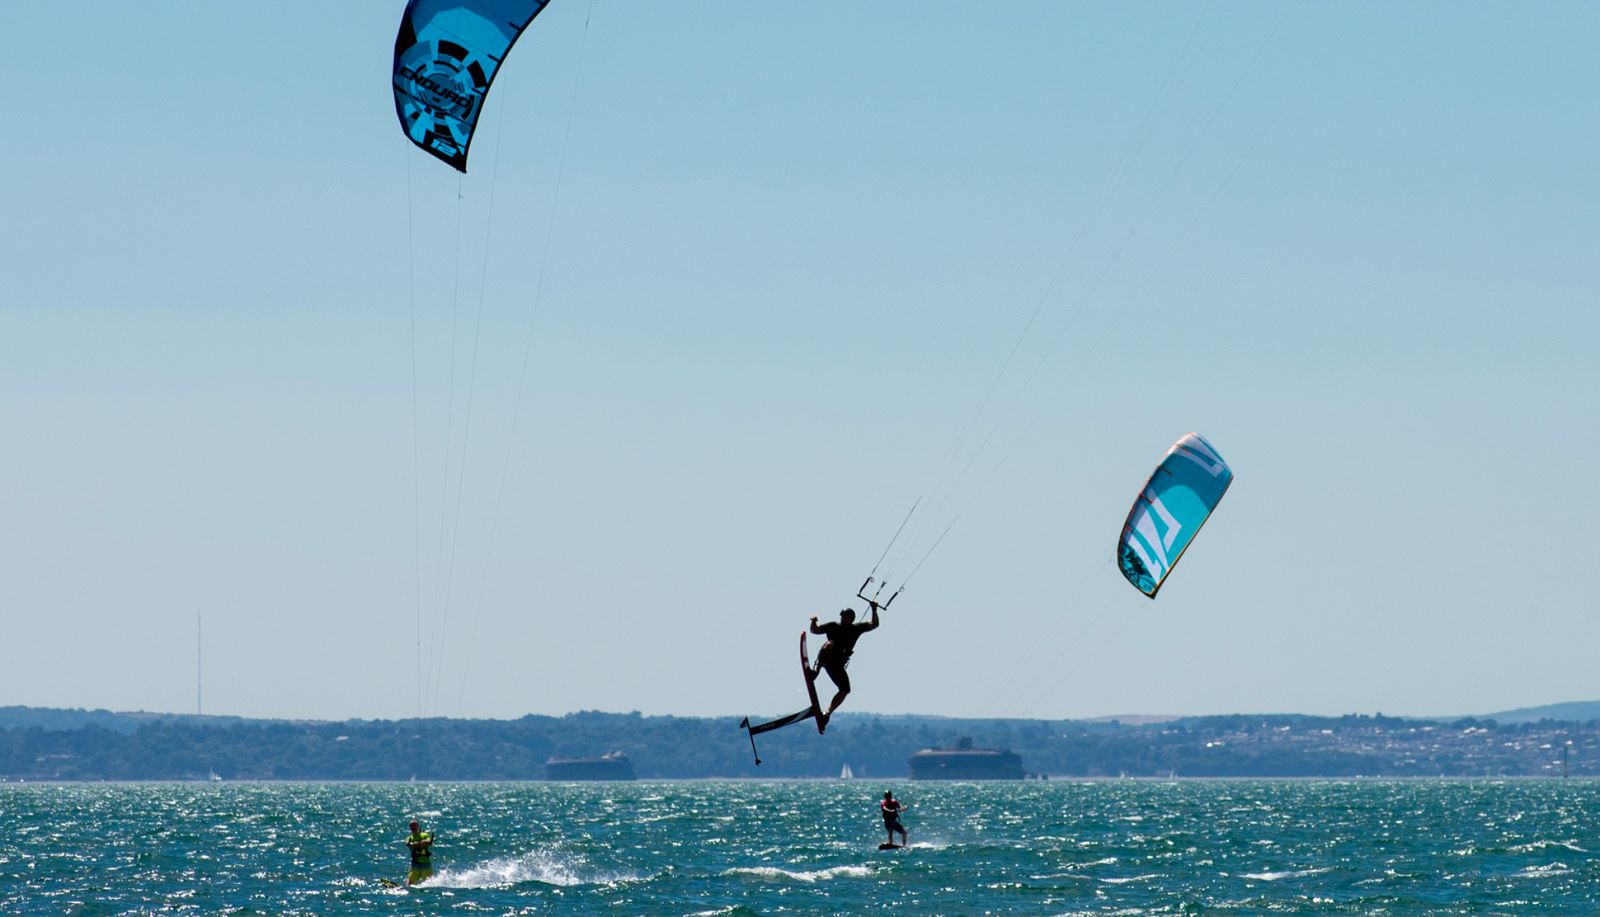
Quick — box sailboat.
[840,763,854,779]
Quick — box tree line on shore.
[2,707,1596,781]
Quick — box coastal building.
[908,737,1026,780]
[544,751,636,781]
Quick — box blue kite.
[1117,433,1233,598]
[393,0,551,171]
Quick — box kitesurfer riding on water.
[405,820,433,886]
[881,790,908,847]
[809,601,880,731]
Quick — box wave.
[1513,863,1573,879]
[722,864,873,883]
[1508,839,1588,854]
[1241,868,1332,881]
[425,849,643,889]
[1029,858,1124,883]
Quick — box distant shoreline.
[5,704,1598,781]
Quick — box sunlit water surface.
[5,780,1600,913]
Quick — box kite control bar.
[856,504,953,615]
[856,576,902,610]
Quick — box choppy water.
[5,780,1600,913]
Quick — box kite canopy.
[393,0,551,171]
[1117,433,1233,598]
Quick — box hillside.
[4,706,1600,781]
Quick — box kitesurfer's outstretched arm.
[862,602,881,631]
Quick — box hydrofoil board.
[802,631,824,733]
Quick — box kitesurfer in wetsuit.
[405,820,434,886]
[809,601,879,731]
[880,791,908,846]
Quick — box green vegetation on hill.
[5,707,1600,781]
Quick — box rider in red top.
[880,791,908,847]
[809,601,880,732]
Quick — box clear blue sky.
[2,1,1595,722]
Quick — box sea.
[4,779,1599,914]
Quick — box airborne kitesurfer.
[405,820,434,886]
[880,790,908,847]
[808,601,880,731]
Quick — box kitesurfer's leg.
[810,646,832,683]
[822,662,850,718]
[826,686,849,715]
